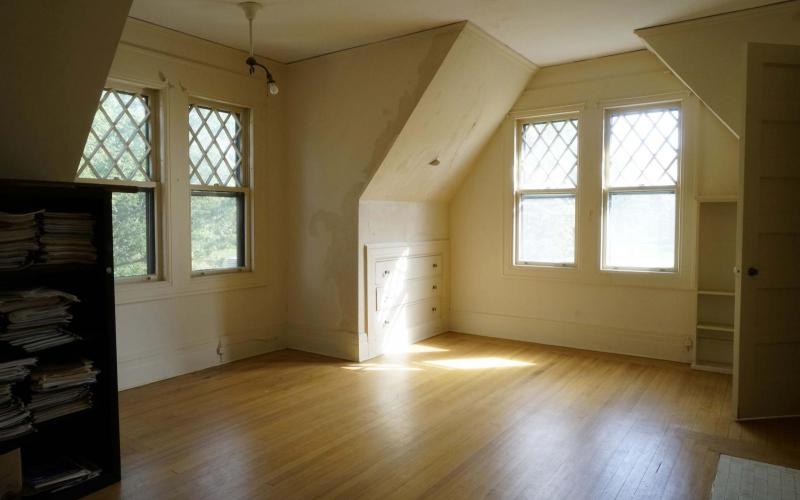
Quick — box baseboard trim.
[449,310,691,363]
[359,318,447,362]
[117,324,287,390]
[287,324,360,362]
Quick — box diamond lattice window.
[514,115,579,267]
[607,108,680,188]
[518,118,578,190]
[188,104,243,187]
[78,89,152,182]
[603,105,681,272]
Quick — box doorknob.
[747,267,759,277]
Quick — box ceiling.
[129,0,785,65]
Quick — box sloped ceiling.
[0,0,132,182]
[361,23,535,202]
[636,1,800,137]
[129,0,783,66]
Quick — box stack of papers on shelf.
[0,358,37,384]
[28,360,98,423]
[0,358,36,443]
[28,387,92,424]
[0,289,81,352]
[38,212,96,265]
[24,456,101,495]
[0,399,31,442]
[0,211,42,271]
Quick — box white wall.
[109,20,288,389]
[356,24,534,361]
[286,25,461,360]
[449,50,738,363]
[0,0,132,182]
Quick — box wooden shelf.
[696,195,738,203]
[692,361,733,374]
[697,323,735,333]
[0,182,120,500]
[697,290,735,297]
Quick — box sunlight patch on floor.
[424,357,534,370]
[342,363,423,372]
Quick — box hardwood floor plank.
[86,332,800,500]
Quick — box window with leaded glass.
[188,100,249,273]
[603,104,681,272]
[514,115,579,266]
[77,87,158,280]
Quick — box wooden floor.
[89,332,800,500]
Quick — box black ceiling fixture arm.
[246,56,277,86]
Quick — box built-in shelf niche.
[694,200,737,374]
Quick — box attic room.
[0,0,799,498]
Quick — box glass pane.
[518,195,575,265]
[112,191,151,278]
[191,193,243,271]
[518,118,578,190]
[605,191,676,270]
[607,107,680,188]
[79,89,152,181]
[188,104,243,188]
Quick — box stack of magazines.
[24,456,102,495]
[0,357,37,442]
[28,360,99,423]
[0,288,81,352]
[0,211,41,271]
[38,212,96,265]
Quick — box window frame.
[187,97,251,277]
[513,111,581,269]
[75,83,163,283]
[600,101,683,274]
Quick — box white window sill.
[115,270,267,305]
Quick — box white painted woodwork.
[364,241,449,361]
[693,199,737,374]
[107,20,289,389]
[736,42,800,419]
[449,51,740,363]
[375,255,441,286]
[376,276,441,311]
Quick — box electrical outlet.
[684,336,694,351]
[216,339,225,357]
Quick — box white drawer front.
[376,276,441,311]
[375,254,441,286]
[376,297,441,334]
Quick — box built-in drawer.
[376,276,440,311]
[375,296,441,334]
[375,254,441,286]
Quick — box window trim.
[600,101,683,274]
[512,111,581,269]
[187,98,252,277]
[76,84,163,283]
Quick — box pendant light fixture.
[239,2,279,95]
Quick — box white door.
[735,42,800,419]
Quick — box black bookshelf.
[0,181,121,498]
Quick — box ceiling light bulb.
[268,81,279,96]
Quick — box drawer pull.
[383,269,391,276]
[432,263,438,269]
[432,285,438,290]
[384,319,390,326]
[432,307,438,312]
